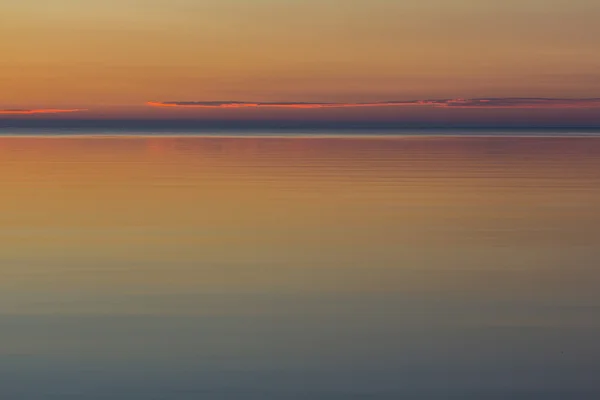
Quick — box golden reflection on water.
[1,136,599,316]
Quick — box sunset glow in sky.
[2,0,600,125]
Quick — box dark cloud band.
[148,98,600,110]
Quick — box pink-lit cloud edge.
[0,108,86,115]
[4,98,600,117]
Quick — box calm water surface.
[1,134,599,399]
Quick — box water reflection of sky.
[1,135,599,399]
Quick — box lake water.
[1,133,599,399]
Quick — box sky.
[2,0,600,126]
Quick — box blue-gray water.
[1,132,599,399]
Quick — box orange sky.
[2,0,600,121]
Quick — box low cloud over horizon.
[148,98,600,110]
[0,108,86,115]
